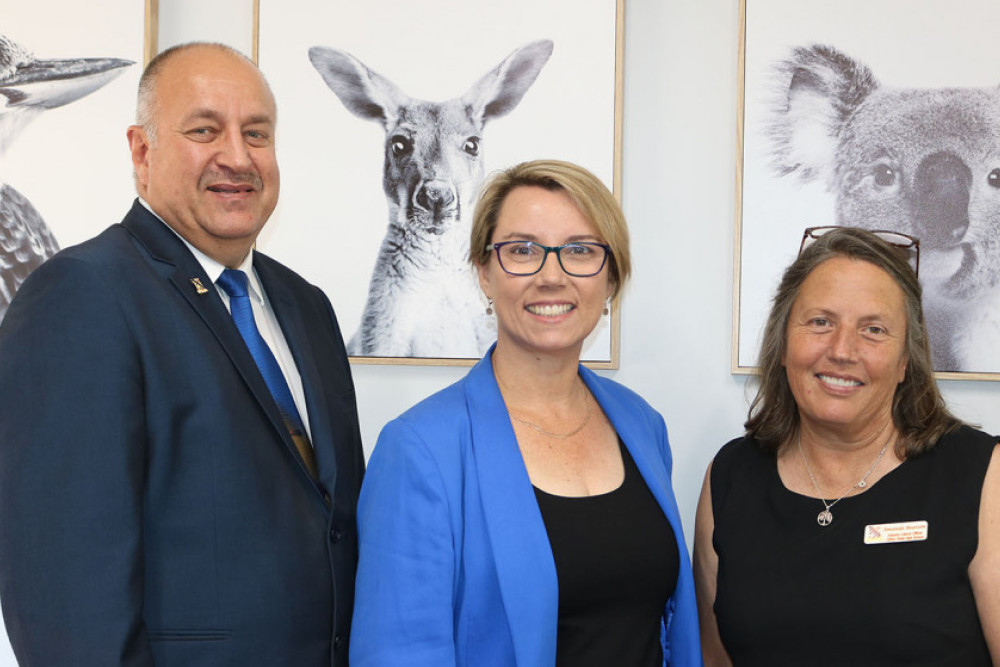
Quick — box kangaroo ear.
[308,46,408,128]
[768,43,879,186]
[463,39,554,124]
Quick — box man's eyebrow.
[181,109,274,126]
[244,113,275,126]
[181,108,223,124]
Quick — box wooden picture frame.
[253,0,624,367]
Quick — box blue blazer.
[0,202,365,666]
[350,348,701,666]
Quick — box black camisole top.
[534,440,679,667]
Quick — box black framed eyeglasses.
[799,226,920,277]
[486,241,611,277]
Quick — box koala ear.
[768,44,879,187]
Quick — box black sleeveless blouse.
[711,426,996,666]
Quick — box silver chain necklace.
[797,434,890,526]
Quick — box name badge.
[864,520,928,545]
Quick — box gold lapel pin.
[190,278,209,295]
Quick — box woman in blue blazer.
[350,160,701,666]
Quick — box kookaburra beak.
[0,55,133,110]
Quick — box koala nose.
[914,151,971,247]
[414,179,457,215]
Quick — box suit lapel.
[465,350,559,666]
[254,257,339,495]
[121,202,319,492]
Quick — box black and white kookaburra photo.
[0,32,131,322]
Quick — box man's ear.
[127,125,151,191]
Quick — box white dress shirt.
[138,199,312,439]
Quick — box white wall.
[150,0,1000,545]
[1,0,997,663]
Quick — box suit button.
[330,527,343,543]
[334,634,343,650]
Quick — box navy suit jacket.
[0,201,365,666]
[350,348,702,666]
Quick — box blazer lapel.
[254,258,338,496]
[581,366,699,662]
[581,367,682,528]
[465,350,559,666]
[121,202,311,487]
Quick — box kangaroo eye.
[873,164,896,187]
[988,168,1000,189]
[390,135,412,157]
[463,137,480,156]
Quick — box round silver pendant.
[817,509,833,526]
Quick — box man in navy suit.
[0,42,365,666]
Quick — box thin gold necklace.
[509,400,592,439]
[797,433,890,527]
[498,375,592,439]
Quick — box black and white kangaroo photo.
[309,40,554,358]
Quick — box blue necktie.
[216,269,317,476]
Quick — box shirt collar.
[138,198,262,304]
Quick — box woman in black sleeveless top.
[693,228,1000,665]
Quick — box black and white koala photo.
[765,43,1000,374]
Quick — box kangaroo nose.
[914,151,971,247]
[414,179,457,214]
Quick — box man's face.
[128,47,279,267]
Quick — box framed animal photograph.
[0,0,153,325]
[733,0,1000,381]
[254,0,623,366]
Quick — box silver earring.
[486,298,494,316]
[603,300,610,316]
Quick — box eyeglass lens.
[497,242,607,276]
